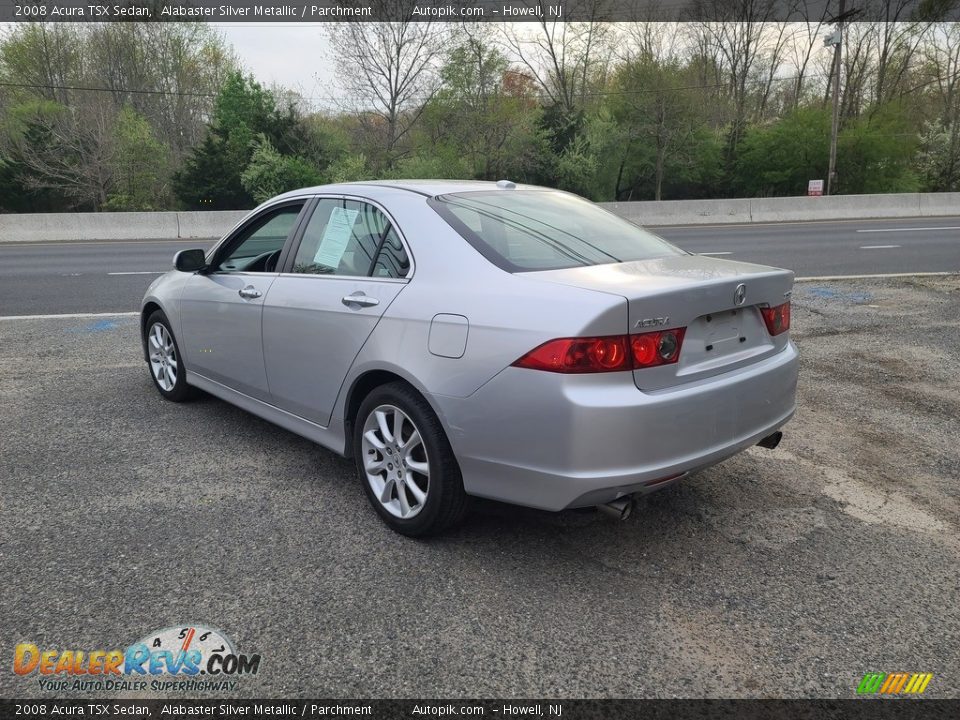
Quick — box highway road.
[0,215,958,316]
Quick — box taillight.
[512,336,631,373]
[760,302,791,336]
[632,328,685,368]
[513,328,685,374]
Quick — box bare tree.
[500,9,613,113]
[325,1,451,166]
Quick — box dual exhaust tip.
[596,431,784,520]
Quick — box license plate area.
[677,308,772,374]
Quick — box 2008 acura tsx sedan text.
[141,180,798,535]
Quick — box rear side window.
[429,190,684,272]
[292,198,409,278]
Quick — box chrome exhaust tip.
[757,431,783,450]
[598,497,634,521]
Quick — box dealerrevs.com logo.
[13,624,261,693]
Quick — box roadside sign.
[808,179,824,196]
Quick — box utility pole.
[826,0,846,196]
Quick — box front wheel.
[354,383,468,536]
[145,310,195,402]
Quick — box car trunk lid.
[525,254,794,391]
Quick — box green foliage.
[417,37,544,183]
[104,107,173,211]
[325,153,373,184]
[837,107,920,194]
[3,24,959,212]
[916,121,960,191]
[383,152,470,180]
[240,135,323,204]
[606,57,721,200]
[735,108,830,196]
[174,72,301,209]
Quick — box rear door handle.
[238,286,262,299]
[341,293,379,308]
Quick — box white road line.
[795,271,958,281]
[856,226,960,233]
[107,271,163,276]
[0,312,138,321]
[859,244,901,249]
[699,251,733,255]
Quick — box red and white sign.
[808,179,824,196]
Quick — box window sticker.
[313,206,359,268]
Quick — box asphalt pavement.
[1,276,958,698]
[1,216,959,316]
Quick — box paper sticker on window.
[313,206,359,268]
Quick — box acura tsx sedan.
[141,180,797,535]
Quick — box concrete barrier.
[1,193,959,242]
[176,210,246,240]
[918,192,960,217]
[0,211,180,242]
[748,193,927,223]
[602,198,752,226]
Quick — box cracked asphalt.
[1,276,957,699]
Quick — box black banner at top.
[2,0,959,23]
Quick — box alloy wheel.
[148,322,178,392]
[361,404,430,519]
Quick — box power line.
[0,80,219,98]
[2,67,956,108]
[0,71,833,104]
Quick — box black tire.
[144,310,195,402]
[354,382,468,536]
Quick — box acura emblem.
[733,283,746,306]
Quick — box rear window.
[429,190,684,272]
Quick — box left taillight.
[760,301,791,336]
[512,328,686,374]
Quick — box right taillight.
[512,328,686,373]
[761,301,791,336]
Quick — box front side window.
[216,204,304,273]
[429,190,684,272]
[292,199,409,278]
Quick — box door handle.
[341,293,379,308]
[238,286,262,299]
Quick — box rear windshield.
[429,190,685,272]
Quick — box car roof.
[272,179,542,202]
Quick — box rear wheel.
[145,310,195,402]
[354,382,468,536]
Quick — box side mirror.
[174,249,207,272]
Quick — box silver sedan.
[141,181,798,535]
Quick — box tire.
[354,382,468,536]
[144,310,195,402]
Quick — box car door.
[262,196,412,426]
[179,200,308,400]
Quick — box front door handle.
[238,285,262,299]
[341,293,379,308]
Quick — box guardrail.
[1,192,958,242]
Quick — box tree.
[174,72,300,209]
[837,104,919,193]
[735,107,830,196]
[325,2,450,168]
[609,57,713,200]
[0,21,235,210]
[104,106,173,211]
[418,32,542,181]
[240,135,322,204]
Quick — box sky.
[216,24,340,109]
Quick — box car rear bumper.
[430,341,799,511]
